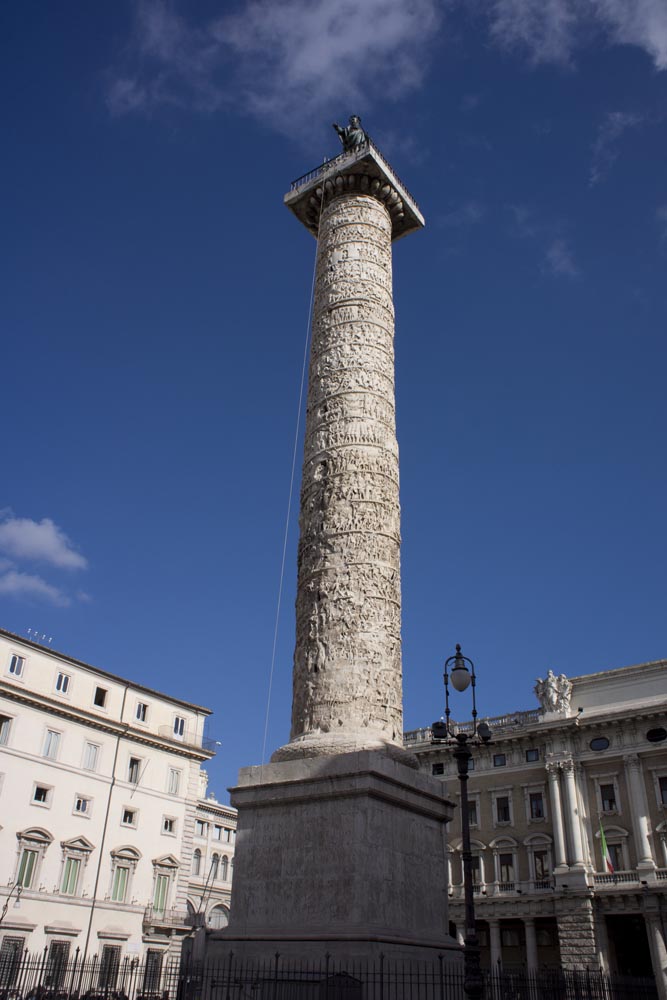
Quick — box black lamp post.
[432,644,492,1000]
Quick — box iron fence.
[0,951,657,1000]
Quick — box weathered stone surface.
[557,898,598,969]
[273,192,406,762]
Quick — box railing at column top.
[289,137,422,214]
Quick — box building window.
[74,796,91,816]
[608,842,625,871]
[0,714,12,745]
[498,853,515,882]
[173,716,186,739]
[526,748,539,762]
[468,801,478,827]
[61,856,82,895]
[600,783,617,812]
[590,736,610,752]
[153,873,170,913]
[208,905,229,930]
[8,655,25,677]
[647,728,667,744]
[529,792,545,819]
[470,856,481,884]
[111,864,129,902]
[99,945,122,989]
[468,758,475,771]
[94,686,107,708]
[128,757,141,784]
[162,817,176,835]
[225,828,233,843]
[17,848,38,888]
[192,849,202,876]
[43,730,61,760]
[213,825,223,841]
[83,742,99,771]
[109,846,139,902]
[143,951,163,993]
[496,796,511,823]
[55,672,70,694]
[493,754,506,768]
[167,769,181,795]
[136,702,148,723]
[659,776,667,806]
[534,850,549,879]
[195,820,208,838]
[32,784,51,806]
[121,808,137,827]
[220,855,229,881]
[432,762,444,776]
[0,936,25,987]
[45,942,70,988]
[211,853,220,879]
[501,928,520,948]
[15,828,52,887]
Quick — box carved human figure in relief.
[534,669,572,714]
[333,115,367,152]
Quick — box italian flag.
[600,821,614,873]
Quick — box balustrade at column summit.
[546,762,569,872]
[561,758,586,868]
[624,753,656,868]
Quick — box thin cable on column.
[260,188,325,766]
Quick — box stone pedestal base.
[207,750,460,965]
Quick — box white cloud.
[108,0,440,126]
[439,200,486,227]
[0,513,88,570]
[543,237,580,277]
[0,570,71,607]
[484,0,667,69]
[589,110,645,186]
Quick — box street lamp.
[432,645,492,1000]
[0,883,22,926]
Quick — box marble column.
[624,754,655,868]
[489,918,502,969]
[645,913,667,1000]
[546,762,569,871]
[562,759,586,868]
[524,917,538,971]
[274,186,407,762]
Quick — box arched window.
[208,904,229,929]
[15,828,53,889]
[595,825,630,873]
[210,853,219,879]
[490,836,518,887]
[109,845,141,903]
[192,848,201,876]
[524,834,552,883]
[220,855,229,881]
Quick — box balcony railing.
[155,726,217,751]
[404,709,542,746]
[143,905,190,927]
[592,870,641,886]
[449,879,555,898]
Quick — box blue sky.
[2,1,666,802]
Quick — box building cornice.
[0,626,212,716]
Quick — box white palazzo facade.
[0,627,235,972]
[408,658,667,994]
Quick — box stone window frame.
[7,653,26,680]
[108,845,140,903]
[0,710,14,746]
[15,827,53,889]
[151,854,180,913]
[161,815,177,837]
[167,768,181,796]
[525,833,553,882]
[192,848,202,876]
[82,741,100,772]
[120,806,139,829]
[489,835,519,885]
[450,838,488,887]
[648,767,667,811]
[42,727,62,761]
[54,671,71,697]
[591,772,622,817]
[594,824,629,872]
[491,786,514,828]
[522,782,548,824]
[467,792,481,829]
[31,782,53,809]
[72,794,93,819]
[59,836,94,897]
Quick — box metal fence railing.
[0,951,658,1000]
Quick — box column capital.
[561,758,576,775]
[624,753,642,770]
[545,760,562,776]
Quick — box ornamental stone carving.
[535,669,573,716]
[273,191,413,765]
